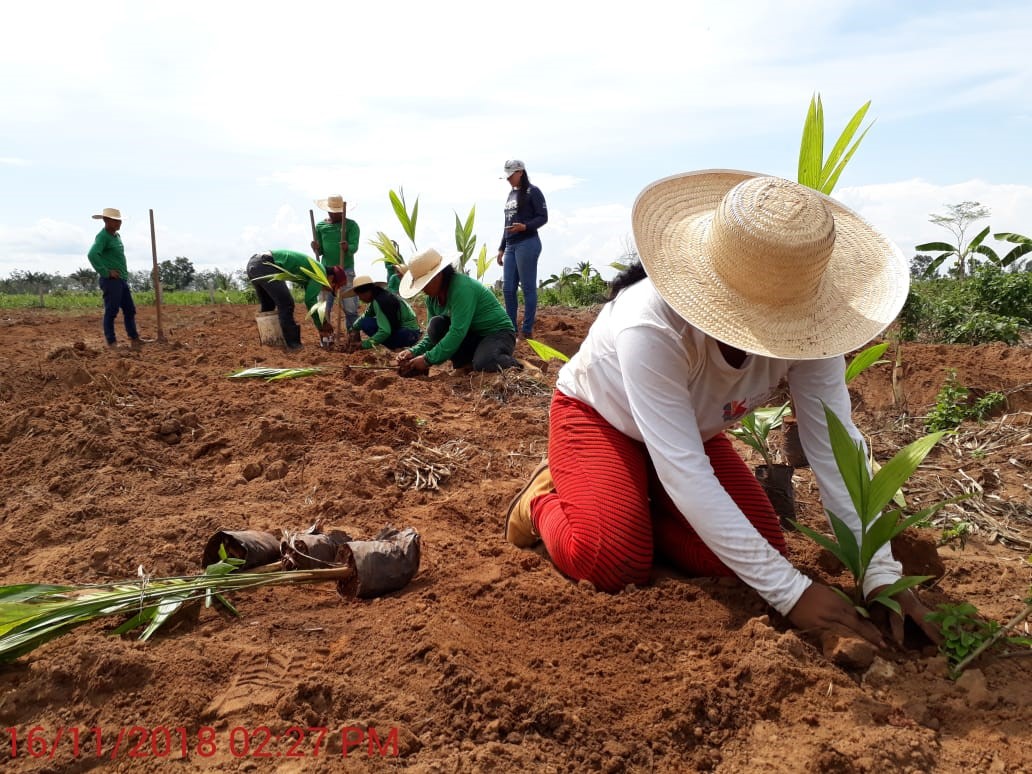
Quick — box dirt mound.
[0,304,1029,772]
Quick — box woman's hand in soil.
[397,349,414,364]
[868,586,944,646]
[787,583,886,647]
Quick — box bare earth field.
[0,303,1030,773]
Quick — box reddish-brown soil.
[0,304,1030,773]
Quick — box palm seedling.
[792,405,959,615]
[0,550,355,662]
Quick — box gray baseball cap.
[502,159,526,177]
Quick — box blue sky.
[2,0,1030,283]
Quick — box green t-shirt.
[386,262,402,294]
[409,273,514,365]
[314,219,360,271]
[351,293,420,349]
[87,228,128,278]
[269,250,325,327]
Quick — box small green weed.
[925,370,1005,432]
[926,603,1000,667]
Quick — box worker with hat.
[343,274,422,351]
[87,207,143,350]
[311,194,361,330]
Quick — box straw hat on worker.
[315,195,346,213]
[92,207,122,221]
[339,275,388,298]
[398,248,455,299]
[631,169,908,360]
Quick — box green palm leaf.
[867,431,945,518]
[845,342,890,383]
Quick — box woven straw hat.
[340,274,388,298]
[92,207,122,221]
[315,195,345,213]
[398,248,452,299]
[631,170,908,359]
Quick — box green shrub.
[926,370,1005,432]
[900,267,1029,344]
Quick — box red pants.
[532,391,787,592]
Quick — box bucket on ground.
[256,312,285,346]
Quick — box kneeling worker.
[343,274,422,350]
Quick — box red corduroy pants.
[532,391,787,592]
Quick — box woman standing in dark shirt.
[496,159,548,338]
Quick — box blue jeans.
[502,234,542,336]
[99,276,139,344]
[357,317,421,350]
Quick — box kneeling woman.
[396,248,520,375]
[344,275,422,350]
[505,169,940,647]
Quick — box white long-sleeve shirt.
[555,278,902,614]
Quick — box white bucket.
[256,312,285,346]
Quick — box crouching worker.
[247,250,348,350]
[342,274,422,351]
[504,170,942,649]
[396,248,520,376]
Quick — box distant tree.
[916,202,991,278]
[7,270,55,306]
[193,268,234,291]
[910,254,936,279]
[573,261,600,280]
[158,256,195,291]
[127,271,152,292]
[69,267,98,291]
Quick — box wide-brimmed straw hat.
[340,274,388,298]
[398,248,452,299]
[315,195,346,213]
[631,169,908,360]
[92,207,122,221]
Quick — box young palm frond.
[0,556,354,662]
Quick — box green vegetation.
[797,93,873,195]
[924,370,1005,432]
[792,405,952,615]
[927,594,1032,678]
[229,367,325,382]
[916,202,1031,278]
[900,264,1032,344]
[537,261,609,307]
[728,403,792,468]
[0,552,355,662]
[844,342,890,383]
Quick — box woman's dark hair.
[439,264,457,287]
[370,285,403,332]
[516,170,532,212]
[607,260,648,301]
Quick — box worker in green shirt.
[246,250,348,351]
[87,207,142,350]
[396,248,520,375]
[311,194,361,329]
[342,274,422,351]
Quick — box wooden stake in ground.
[336,202,346,338]
[148,209,167,343]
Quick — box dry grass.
[392,439,472,490]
